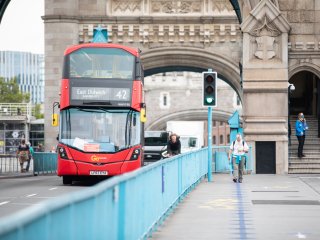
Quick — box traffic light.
[202,72,217,106]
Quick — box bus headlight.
[58,146,69,160]
[130,148,140,160]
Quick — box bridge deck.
[152,174,320,240]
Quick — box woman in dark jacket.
[167,133,181,156]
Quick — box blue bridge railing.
[33,152,57,175]
[0,148,208,240]
[213,145,253,173]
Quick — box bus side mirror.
[140,108,146,123]
[52,113,59,126]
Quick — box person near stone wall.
[295,113,308,158]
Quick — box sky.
[0,0,44,54]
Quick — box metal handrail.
[0,155,20,174]
[213,145,253,173]
[0,148,208,240]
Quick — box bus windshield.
[68,48,135,79]
[60,108,140,153]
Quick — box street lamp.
[288,83,295,91]
[288,83,295,146]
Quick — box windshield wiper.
[75,107,129,114]
[75,107,106,113]
[97,108,129,114]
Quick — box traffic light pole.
[208,106,213,182]
[202,69,216,182]
[207,68,213,182]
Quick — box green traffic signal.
[206,97,213,103]
[202,72,217,106]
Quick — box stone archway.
[142,47,242,100]
[289,63,320,80]
[147,108,234,130]
[288,65,320,117]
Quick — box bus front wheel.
[62,176,72,185]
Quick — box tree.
[33,104,44,119]
[0,77,30,103]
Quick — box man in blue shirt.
[295,113,308,158]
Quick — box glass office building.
[0,51,45,153]
[0,51,44,104]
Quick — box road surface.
[0,175,104,218]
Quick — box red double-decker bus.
[55,43,145,184]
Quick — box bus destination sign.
[71,87,131,102]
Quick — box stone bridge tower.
[43,0,320,174]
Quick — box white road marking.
[49,187,58,191]
[33,197,54,199]
[11,203,40,206]
[296,232,307,239]
[0,201,9,206]
[300,177,320,179]
[26,194,37,198]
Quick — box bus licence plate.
[89,171,108,176]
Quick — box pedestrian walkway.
[152,174,320,240]
[0,171,34,179]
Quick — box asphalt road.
[0,175,104,218]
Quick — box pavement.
[0,171,35,179]
[152,173,320,240]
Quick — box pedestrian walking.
[228,133,249,183]
[26,142,34,172]
[16,139,31,173]
[295,112,308,158]
[167,133,181,157]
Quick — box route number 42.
[116,89,128,100]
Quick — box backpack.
[232,140,245,148]
[231,140,247,167]
[18,144,30,163]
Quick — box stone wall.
[43,0,320,173]
[144,72,240,130]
